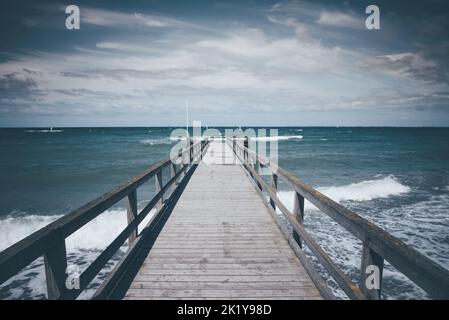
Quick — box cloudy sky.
[1,0,449,127]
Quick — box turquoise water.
[0,127,448,299]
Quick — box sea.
[0,127,448,299]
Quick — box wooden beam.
[292,191,305,248]
[44,240,68,300]
[170,162,177,193]
[127,190,138,245]
[360,244,384,299]
[269,173,278,210]
[155,171,163,211]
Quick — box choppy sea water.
[0,127,448,299]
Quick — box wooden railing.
[229,137,449,300]
[0,139,209,300]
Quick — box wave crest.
[140,138,172,145]
[277,175,411,212]
[251,135,303,141]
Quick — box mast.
[186,100,189,138]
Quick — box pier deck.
[123,142,321,300]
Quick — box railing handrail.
[229,137,449,300]
[0,139,208,299]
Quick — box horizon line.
[1,125,449,129]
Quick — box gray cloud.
[316,11,362,29]
[0,72,38,98]
[364,52,449,85]
[61,67,213,81]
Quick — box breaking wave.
[25,129,63,133]
[251,135,303,141]
[140,138,172,145]
[277,175,411,212]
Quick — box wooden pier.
[123,142,320,300]
[1,138,449,300]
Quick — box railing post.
[255,158,262,190]
[170,162,177,193]
[189,139,193,165]
[126,190,138,245]
[155,170,163,211]
[44,240,68,300]
[270,173,278,209]
[178,149,183,173]
[232,136,236,164]
[292,191,305,248]
[243,136,249,165]
[222,139,225,164]
[360,244,384,299]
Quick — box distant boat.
[47,127,63,133]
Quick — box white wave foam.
[0,207,156,252]
[140,138,172,145]
[317,175,410,203]
[320,138,328,141]
[277,175,411,212]
[169,136,188,141]
[0,214,58,252]
[251,135,303,141]
[25,129,63,133]
[169,136,211,142]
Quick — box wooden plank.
[138,263,304,270]
[132,257,300,264]
[123,296,322,300]
[129,281,315,290]
[125,288,320,298]
[136,269,303,276]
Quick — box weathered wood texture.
[124,142,321,300]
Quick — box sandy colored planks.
[124,141,321,300]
